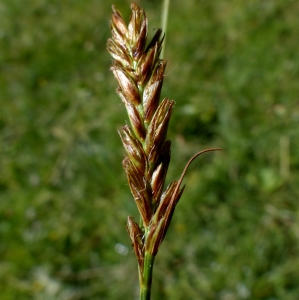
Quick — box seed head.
[107,3,221,261]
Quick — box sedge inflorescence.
[107,2,220,278]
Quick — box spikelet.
[107,2,220,271]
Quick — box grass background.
[1,0,299,299]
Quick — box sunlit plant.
[107,3,220,299]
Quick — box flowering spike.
[107,3,221,298]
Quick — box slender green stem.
[140,252,155,300]
[160,0,170,59]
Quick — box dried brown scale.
[119,125,148,174]
[122,157,152,227]
[112,66,141,105]
[107,40,131,68]
[107,2,221,281]
[145,216,166,255]
[122,101,147,141]
[150,141,171,204]
[127,4,147,58]
[143,62,166,124]
[127,216,144,270]
[111,6,127,36]
[152,181,184,228]
[137,33,164,84]
[146,98,174,166]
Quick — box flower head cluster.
[107,2,184,266]
[107,3,220,273]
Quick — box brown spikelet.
[127,216,144,271]
[107,2,221,266]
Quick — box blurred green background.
[1,0,299,299]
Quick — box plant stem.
[140,251,155,300]
[160,0,170,59]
